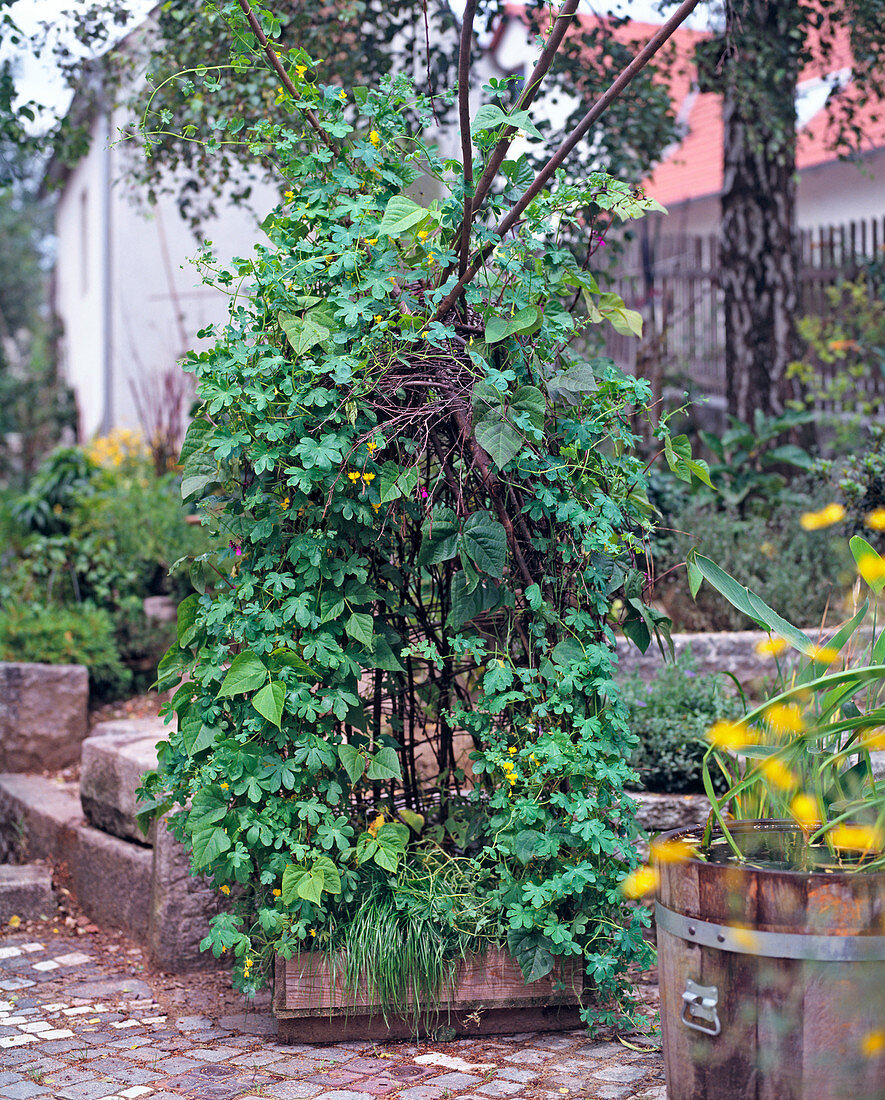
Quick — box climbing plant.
[140,0,695,1031]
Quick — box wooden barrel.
[655,822,885,1100]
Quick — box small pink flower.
[420,488,428,499]
[229,540,243,557]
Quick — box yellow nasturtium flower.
[830,824,884,852]
[621,866,659,899]
[755,636,788,657]
[707,720,754,751]
[649,838,697,864]
[789,793,819,831]
[765,702,804,734]
[800,503,845,530]
[760,756,797,791]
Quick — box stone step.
[0,863,55,923]
[79,718,168,844]
[0,661,89,772]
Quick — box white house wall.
[54,107,279,441]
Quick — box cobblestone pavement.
[0,933,665,1100]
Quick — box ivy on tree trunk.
[719,0,803,422]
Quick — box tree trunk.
[719,0,802,422]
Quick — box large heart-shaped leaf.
[338,743,366,785]
[180,450,218,501]
[252,681,286,728]
[366,746,403,781]
[460,510,507,578]
[507,928,555,982]
[191,825,231,870]
[474,416,522,468]
[377,195,429,237]
[417,507,460,566]
[345,612,374,646]
[218,651,268,697]
[485,306,539,344]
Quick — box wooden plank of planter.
[273,946,586,1042]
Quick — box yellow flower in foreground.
[861,728,885,751]
[338,90,347,101]
[418,229,429,241]
[861,1030,885,1057]
[806,644,839,665]
[373,314,383,323]
[280,496,290,510]
[220,885,231,895]
[707,720,754,751]
[362,472,375,483]
[347,471,361,483]
[295,65,307,78]
[283,190,294,201]
[765,702,804,734]
[755,636,788,657]
[761,756,798,791]
[272,888,282,897]
[830,824,884,852]
[866,508,885,532]
[309,928,317,937]
[621,866,659,899]
[366,441,377,452]
[857,553,885,586]
[365,237,378,245]
[369,129,380,146]
[790,793,819,831]
[650,838,697,864]
[800,503,845,530]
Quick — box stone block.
[80,719,167,844]
[147,816,229,972]
[615,630,798,685]
[0,863,55,922]
[68,823,153,941]
[0,662,89,773]
[0,773,82,863]
[631,791,709,834]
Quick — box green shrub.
[623,651,729,794]
[652,496,847,632]
[0,603,131,700]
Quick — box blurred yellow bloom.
[418,230,429,241]
[790,793,819,830]
[861,727,885,751]
[7,915,20,929]
[866,508,885,532]
[766,702,804,734]
[283,190,294,201]
[366,237,378,245]
[806,644,839,665]
[508,746,517,755]
[707,720,754,751]
[272,888,281,897]
[857,553,885,586]
[369,130,380,146]
[621,866,659,899]
[861,1030,885,1057]
[800,503,845,530]
[338,90,347,100]
[280,496,290,510]
[649,837,697,864]
[755,636,788,657]
[830,824,884,852]
[220,885,231,895]
[427,252,436,265]
[731,927,758,951]
[309,928,316,937]
[761,756,798,790]
[373,314,383,323]
[372,503,381,513]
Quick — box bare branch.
[235,0,345,164]
[457,0,479,280]
[433,0,701,323]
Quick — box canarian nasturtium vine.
[139,0,686,1031]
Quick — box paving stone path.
[0,935,665,1100]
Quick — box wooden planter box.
[273,946,584,1042]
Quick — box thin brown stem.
[457,0,479,280]
[235,0,347,165]
[456,0,580,252]
[433,0,701,323]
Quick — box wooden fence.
[602,215,885,414]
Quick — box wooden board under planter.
[273,946,585,1042]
